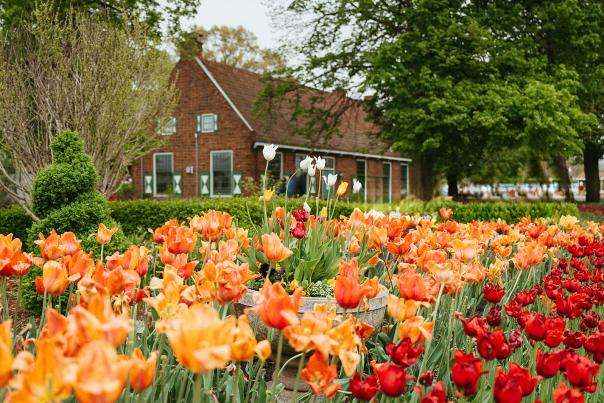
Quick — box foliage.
[27,131,127,252]
[177,25,286,73]
[0,206,33,243]
[268,0,599,198]
[0,7,176,216]
[0,0,200,37]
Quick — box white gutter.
[195,57,254,132]
[253,141,412,163]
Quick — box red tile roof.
[199,58,405,159]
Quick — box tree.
[269,0,591,199]
[178,25,286,73]
[0,0,200,37]
[0,8,177,218]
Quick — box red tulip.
[451,350,487,395]
[290,221,306,239]
[553,383,585,403]
[493,363,540,403]
[525,313,547,341]
[483,284,505,303]
[293,209,308,222]
[386,338,425,368]
[563,353,599,393]
[374,362,413,397]
[536,349,563,378]
[420,381,447,403]
[349,372,379,401]
[419,371,434,386]
[486,306,502,326]
[476,329,512,360]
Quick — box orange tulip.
[283,303,336,357]
[35,260,74,295]
[255,340,272,361]
[230,315,260,361]
[328,316,362,376]
[5,337,75,403]
[129,348,158,392]
[34,230,65,260]
[451,239,480,262]
[63,250,94,282]
[96,223,118,245]
[0,320,12,387]
[157,303,235,373]
[149,219,180,244]
[387,295,428,321]
[395,271,436,303]
[301,351,341,398]
[0,234,32,277]
[190,210,233,241]
[165,225,197,255]
[439,207,452,220]
[145,265,188,319]
[398,316,434,344]
[334,258,373,309]
[260,233,292,263]
[106,245,149,277]
[245,280,302,330]
[72,340,130,403]
[514,241,546,270]
[217,261,257,304]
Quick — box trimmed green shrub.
[22,131,129,313]
[0,206,33,243]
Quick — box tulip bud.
[262,144,278,161]
[352,178,363,194]
[315,156,326,170]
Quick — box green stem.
[271,331,284,401]
[193,373,203,403]
[414,283,445,388]
[100,243,104,264]
[292,352,306,395]
[233,362,240,403]
[0,277,7,322]
[263,163,269,230]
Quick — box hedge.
[0,206,34,242]
[0,197,580,240]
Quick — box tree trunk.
[584,143,601,203]
[412,155,434,200]
[552,155,573,202]
[447,173,459,198]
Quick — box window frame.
[400,163,409,198]
[267,151,284,179]
[153,152,174,197]
[158,116,176,136]
[210,150,233,197]
[383,161,392,203]
[199,113,218,133]
[356,159,368,202]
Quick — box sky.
[182,0,278,49]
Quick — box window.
[290,154,308,196]
[400,164,409,198]
[211,151,232,196]
[197,113,218,133]
[267,152,283,180]
[383,162,391,203]
[158,117,176,135]
[153,153,173,196]
[356,160,367,200]
[323,157,336,176]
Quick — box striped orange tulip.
[129,348,158,392]
[260,233,292,263]
[96,223,118,245]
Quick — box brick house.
[130,51,413,202]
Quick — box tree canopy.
[268,0,601,199]
[177,25,286,73]
[0,7,177,218]
[0,0,200,37]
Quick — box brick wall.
[132,57,257,198]
[131,56,412,202]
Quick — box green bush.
[22,130,129,313]
[0,206,33,244]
